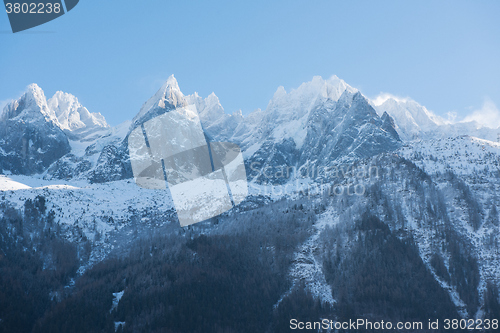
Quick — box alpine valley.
[1,76,500,332]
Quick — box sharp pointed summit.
[1,83,57,124]
[132,75,187,127]
[0,84,70,175]
[48,91,109,139]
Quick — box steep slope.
[0,84,70,175]
[300,91,401,165]
[132,75,187,128]
[44,120,132,182]
[396,136,500,315]
[47,91,109,140]
[186,92,244,142]
[2,76,500,328]
[373,97,443,141]
[374,97,500,142]
[247,89,401,184]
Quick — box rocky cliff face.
[240,83,401,184]
[0,84,71,175]
[47,90,109,140]
[1,76,500,326]
[1,77,402,184]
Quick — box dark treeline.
[1,196,321,332]
[322,214,459,333]
[0,197,79,333]
[1,160,500,333]
[31,196,319,332]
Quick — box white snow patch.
[0,175,32,191]
[114,322,125,332]
[110,290,125,313]
[276,208,337,308]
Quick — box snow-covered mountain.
[47,91,108,139]
[132,75,187,128]
[374,96,500,142]
[0,84,129,182]
[217,77,400,184]
[2,76,500,329]
[4,75,498,184]
[186,91,244,143]
[1,83,57,124]
[124,75,401,184]
[2,75,498,185]
[232,75,358,151]
[373,97,443,141]
[0,84,70,175]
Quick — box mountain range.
[1,75,500,332]
[2,75,498,182]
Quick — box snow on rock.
[110,290,125,313]
[276,208,337,307]
[185,92,244,142]
[261,75,356,149]
[373,97,443,141]
[0,84,71,175]
[132,75,187,127]
[47,91,108,139]
[114,322,125,332]
[0,83,59,125]
[374,97,500,142]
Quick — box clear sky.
[1,0,499,126]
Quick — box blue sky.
[1,0,499,126]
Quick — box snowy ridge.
[397,135,500,178]
[0,83,59,125]
[373,96,500,142]
[2,75,500,320]
[373,97,443,141]
[48,91,108,138]
[0,174,176,265]
[132,75,187,126]
[397,136,500,316]
[185,91,244,142]
[259,75,357,149]
[1,84,109,139]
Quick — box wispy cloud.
[461,98,500,129]
[445,111,457,123]
[371,93,411,106]
[372,92,500,129]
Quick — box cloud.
[446,111,457,123]
[461,98,500,129]
[371,93,411,106]
[372,93,500,130]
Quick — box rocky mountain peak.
[47,91,109,134]
[0,84,70,175]
[0,83,57,124]
[132,75,188,127]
